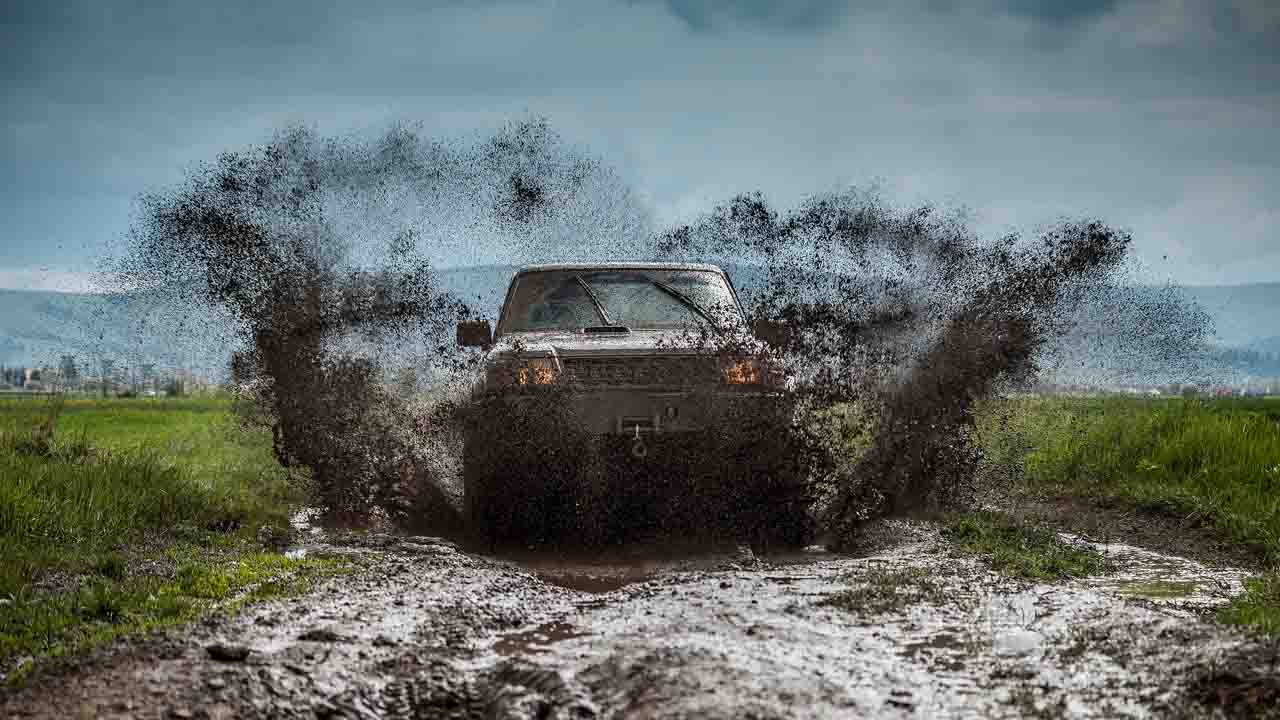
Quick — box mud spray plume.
[655,191,1209,549]
[105,119,642,528]
[104,119,1212,547]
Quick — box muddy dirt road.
[3,521,1273,719]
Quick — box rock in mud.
[376,657,597,720]
[299,627,348,643]
[1181,641,1280,719]
[205,643,251,662]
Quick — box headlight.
[486,357,561,388]
[722,357,784,386]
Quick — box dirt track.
[2,521,1275,719]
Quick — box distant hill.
[2,269,1278,381]
[0,288,142,368]
[0,268,519,374]
[1250,336,1280,355]
[1177,283,1280,349]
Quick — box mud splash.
[652,193,1213,546]
[108,118,645,530]
[105,116,1212,548]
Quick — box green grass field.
[0,395,343,683]
[975,395,1280,634]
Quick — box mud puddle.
[494,622,592,657]
[1066,533,1249,610]
[2,521,1268,719]
[518,544,822,589]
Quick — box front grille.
[560,356,720,387]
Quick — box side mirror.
[751,318,790,349]
[457,320,493,348]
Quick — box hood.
[488,328,763,360]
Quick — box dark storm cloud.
[999,0,1118,23]
[1,0,1277,284]
[652,0,849,31]
[654,0,1122,30]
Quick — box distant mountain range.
[0,288,144,369]
[1176,283,1280,350]
[2,268,1278,381]
[0,269,523,376]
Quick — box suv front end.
[457,263,809,547]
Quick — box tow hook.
[630,423,648,460]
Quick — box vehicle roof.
[513,262,726,274]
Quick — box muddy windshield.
[499,269,744,333]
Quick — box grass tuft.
[820,566,946,615]
[942,510,1111,581]
[1217,570,1280,636]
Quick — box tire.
[462,418,509,546]
[732,416,816,553]
[461,433,485,541]
[461,393,595,547]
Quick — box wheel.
[460,394,595,547]
[461,424,493,546]
[734,419,816,553]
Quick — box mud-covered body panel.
[460,263,807,546]
[475,352,779,436]
[473,270,775,435]
[481,388,770,436]
[461,389,811,547]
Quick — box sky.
[1,0,1277,290]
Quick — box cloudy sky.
[2,0,1277,290]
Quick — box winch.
[630,423,648,459]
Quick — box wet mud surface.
[3,521,1272,719]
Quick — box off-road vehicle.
[457,263,809,546]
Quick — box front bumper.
[476,386,783,436]
[462,387,810,546]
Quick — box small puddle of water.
[536,571,645,594]
[515,542,840,595]
[493,621,590,657]
[1112,579,1200,599]
[1065,534,1248,609]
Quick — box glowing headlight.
[722,357,783,386]
[516,358,559,385]
[487,357,560,387]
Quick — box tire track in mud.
[1,524,1269,719]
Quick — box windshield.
[498,269,744,333]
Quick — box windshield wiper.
[573,274,615,327]
[649,279,717,327]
